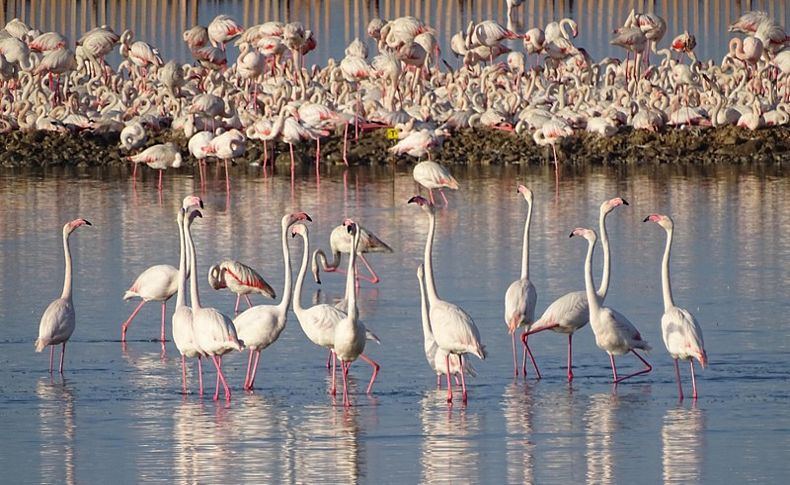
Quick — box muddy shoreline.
[1,126,788,170]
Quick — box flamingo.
[172,199,205,394]
[127,143,183,191]
[32,47,76,105]
[120,121,147,151]
[610,27,647,83]
[207,14,244,52]
[644,214,707,399]
[35,218,92,373]
[334,222,380,407]
[504,185,538,377]
[417,263,474,386]
[524,197,629,380]
[121,265,178,342]
[729,11,770,33]
[312,219,393,285]
[203,128,245,191]
[412,160,459,206]
[208,260,276,315]
[533,119,573,187]
[187,130,214,185]
[292,222,380,395]
[184,201,243,401]
[233,212,312,391]
[571,227,652,384]
[183,25,209,50]
[409,196,486,404]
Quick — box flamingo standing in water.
[312,218,393,285]
[233,212,312,391]
[533,119,573,188]
[571,227,652,384]
[121,264,177,342]
[644,214,707,399]
[35,218,92,373]
[208,260,276,315]
[334,222,380,407]
[128,142,183,191]
[409,196,486,404]
[504,185,538,377]
[412,160,459,206]
[524,197,629,380]
[184,201,243,401]
[172,197,206,394]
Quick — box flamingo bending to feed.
[533,119,573,187]
[504,185,538,377]
[35,218,92,373]
[185,202,243,401]
[292,222,380,395]
[172,197,206,394]
[233,212,312,391]
[571,227,652,384]
[412,160,459,206]
[410,196,486,404]
[312,218,393,285]
[644,214,707,399]
[417,263,475,386]
[334,222,381,407]
[208,260,277,315]
[121,265,178,342]
[524,197,629,380]
[128,143,183,190]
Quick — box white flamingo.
[121,264,178,342]
[208,260,276,315]
[185,203,243,401]
[334,222,381,407]
[524,197,629,380]
[35,218,92,373]
[127,142,183,190]
[312,219,393,285]
[571,227,652,384]
[645,214,707,399]
[233,212,312,391]
[412,160,459,206]
[504,185,538,377]
[409,195,486,404]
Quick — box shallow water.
[1,163,789,483]
[4,0,790,69]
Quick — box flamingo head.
[643,213,673,230]
[408,195,434,210]
[187,209,202,224]
[283,211,312,227]
[569,227,596,242]
[517,184,534,203]
[182,195,204,212]
[345,221,358,236]
[601,196,629,214]
[207,264,225,290]
[64,218,92,234]
[291,222,308,238]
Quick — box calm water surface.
[1,163,789,483]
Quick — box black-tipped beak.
[622,199,629,205]
[407,196,419,204]
[305,214,313,222]
[84,220,92,226]
[643,216,650,222]
[569,231,575,237]
[199,200,204,209]
[291,232,297,238]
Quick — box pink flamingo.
[127,143,183,191]
[33,47,76,105]
[411,160,459,206]
[187,130,214,187]
[183,25,209,50]
[312,219,393,285]
[234,212,312,391]
[35,218,92,373]
[208,260,277,315]
[208,14,244,52]
[121,265,178,342]
[533,119,573,188]
[203,128,245,191]
[571,227,652,384]
[645,214,707,399]
[410,196,486,404]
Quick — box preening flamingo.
[644,214,707,399]
[208,15,244,52]
[334,222,380,407]
[208,260,276,315]
[417,263,474,386]
[504,185,538,377]
[412,160,459,206]
[185,202,243,401]
[35,218,92,373]
[409,195,486,404]
[233,212,312,391]
[172,198,205,395]
[571,227,652,384]
[312,219,393,285]
[525,197,629,380]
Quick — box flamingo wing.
[504,278,538,332]
[661,306,706,364]
[220,261,276,298]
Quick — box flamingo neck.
[661,227,675,311]
[186,212,202,310]
[418,271,435,349]
[60,230,73,300]
[293,231,310,314]
[520,198,532,280]
[423,211,440,304]
[597,207,611,298]
[277,219,294,313]
[584,236,602,318]
[344,230,360,320]
[175,213,186,309]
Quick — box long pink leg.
[160,301,167,342]
[357,254,380,284]
[244,349,254,389]
[59,342,66,373]
[49,345,55,373]
[244,295,253,308]
[121,300,146,341]
[215,367,220,399]
[341,360,351,407]
[359,353,380,394]
[674,359,684,400]
[234,295,241,315]
[132,162,138,181]
[459,355,468,404]
[690,360,698,399]
[511,332,519,377]
[428,189,436,205]
[330,351,337,395]
[436,373,441,388]
[198,357,204,396]
[212,355,231,401]
[181,355,188,393]
[342,122,349,165]
[445,354,453,403]
[567,334,574,381]
[248,351,261,389]
[520,332,542,378]
[609,354,619,382]
[613,350,652,383]
[224,159,230,192]
[158,170,163,191]
[440,190,449,207]
[551,144,560,189]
